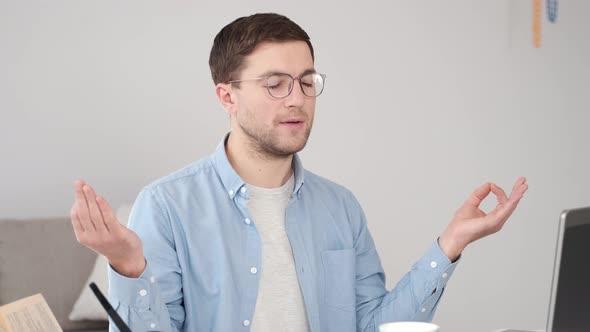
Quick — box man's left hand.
[438,177,529,262]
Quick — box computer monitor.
[546,206,590,332]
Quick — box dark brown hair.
[209,13,315,85]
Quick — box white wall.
[1,1,589,331]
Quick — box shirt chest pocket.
[321,249,356,311]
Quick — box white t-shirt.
[247,174,310,332]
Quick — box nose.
[284,79,307,108]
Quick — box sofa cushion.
[0,217,108,331]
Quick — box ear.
[216,83,237,115]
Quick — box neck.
[225,132,294,188]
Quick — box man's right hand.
[70,179,146,278]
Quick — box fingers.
[96,195,118,232]
[508,176,528,202]
[83,184,108,233]
[464,182,492,208]
[490,183,508,204]
[496,177,528,215]
[487,177,529,228]
[74,180,95,232]
[71,180,86,233]
[70,204,84,234]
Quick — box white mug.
[378,321,440,332]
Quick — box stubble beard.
[239,117,313,161]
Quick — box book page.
[0,294,62,332]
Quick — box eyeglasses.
[228,72,326,99]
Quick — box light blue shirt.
[109,135,459,332]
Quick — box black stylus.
[89,282,132,332]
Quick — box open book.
[0,294,62,332]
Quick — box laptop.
[494,206,590,332]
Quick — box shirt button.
[430,261,438,268]
[240,187,247,194]
[150,323,156,329]
[442,272,448,279]
[229,190,234,196]
[250,267,258,274]
[150,276,156,283]
[243,319,251,327]
[421,307,426,313]
[139,289,147,297]
[244,218,251,225]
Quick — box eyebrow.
[258,68,317,77]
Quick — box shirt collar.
[212,133,305,199]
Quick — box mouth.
[279,119,305,127]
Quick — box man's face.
[230,41,316,158]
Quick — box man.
[71,13,528,332]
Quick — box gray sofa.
[0,217,109,331]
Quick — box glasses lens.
[300,73,325,97]
[266,74,293,98]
